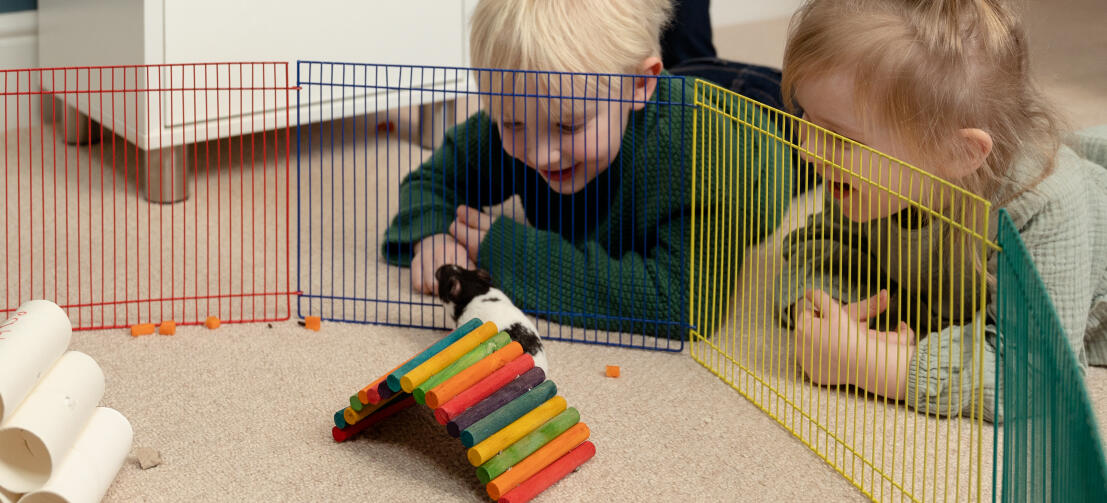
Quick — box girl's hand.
[795,289,915,388]
[411,234,474,294]
[448,206,494,261]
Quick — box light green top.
[777,126,1107,423]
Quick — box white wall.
[1,11,39,132]
[710,0,804,27]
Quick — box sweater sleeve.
[1007,156,1096,368]
[905,318,1000,423]
[478,209,690,338]
[476,99,792,339]
[381,113,515,266]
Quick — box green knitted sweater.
[383,76,791,338]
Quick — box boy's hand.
[795,289,915,387]
[448,206,494,261]
[411,234,474,294]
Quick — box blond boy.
[383,0,792,337]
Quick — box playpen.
[2,61,1104,502]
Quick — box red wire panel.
[1,63,296,330]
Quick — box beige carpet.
[5,114,1106,503]
[3,2,1105,501]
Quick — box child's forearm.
[858,338,914,400]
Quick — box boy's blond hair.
[469,0,673,122]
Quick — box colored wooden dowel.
[333,409,348,429]
[413,332,510,405]
[349,394,364,412]
[486,422,591,500]
[497,441,597,503]
[447,367,545,438]
[461,380,557,448]
[385,318,483,392]
[345,391,411,426]
[332,395,416,443]
[360,357,414,405]
[377,380,397,402]
[468,395,566,466]
[426,341,523,410]
[434,353,534,426]
[400,321,499,393]
[477,408,580,484]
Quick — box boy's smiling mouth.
[539,162,581,185]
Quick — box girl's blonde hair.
[782,0,1062,206]
[469,0,673,122]
[783,0,1065,321]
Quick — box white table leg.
[139,145,190,204]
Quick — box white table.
[37,0,473,202]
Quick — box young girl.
[775,0,1107,422]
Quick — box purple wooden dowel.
[447,367,546,438]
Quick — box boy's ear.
[946,128,993,180]
[631,56,663,111]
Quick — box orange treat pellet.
[159,320,176,335]
[205,316,221,329]
[304,316,321,331]
[605,365,620,378]
[130,323,155,337]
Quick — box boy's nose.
[526,135,561,169]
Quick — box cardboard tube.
[0,300,73,423]
[0,352,105,493]
[20,408,133,503]
[0,485,21,503]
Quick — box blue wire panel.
[296,61,694,351]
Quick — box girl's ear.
[946,128,993,180]
[631,56,663,111]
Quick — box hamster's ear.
[435,265,461,300]
[476,269,493,285]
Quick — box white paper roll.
[0,352,104,493]
[19,408,133,503]
[0,485,21,503]
[0,300,73,423]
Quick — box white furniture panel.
[38,0,470,149]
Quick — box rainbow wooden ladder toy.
[330,319,595,503]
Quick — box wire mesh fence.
[0,63,295,329]
[995,209,1107,502]
[296,62,694,350]
[690,78,995,501]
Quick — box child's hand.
[411,234,474,294]
[448,206,494,261]
[795,289,915,387]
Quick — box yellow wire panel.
[689,78,995,502]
